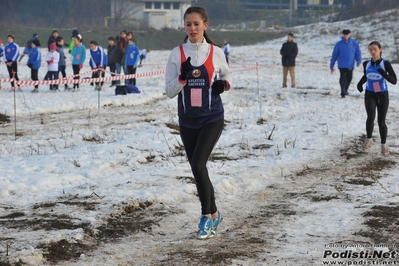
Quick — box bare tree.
[110,0,141,29]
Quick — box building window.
[164,2,171,9]
[173,2,179,9]
[145,2,152,9]
[154,2,161,9]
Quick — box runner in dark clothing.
[357,41,397,155]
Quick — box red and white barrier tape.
[0,69,166,91]
[0,68,98,84]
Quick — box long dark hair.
[369,41,382,57]
[183,6,220,47]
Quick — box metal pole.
[12,71,17,140]
[257,62,262,118]
[256,62,260,102]
[98,89,100,109]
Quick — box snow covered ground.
[1,9,399,266]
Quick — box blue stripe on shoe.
[196,215,213,239]
[209,210,223,238]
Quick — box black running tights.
[179,119,224,215]
[339,68,353,96]
[72,64,80,88]
[365,90,389,144]
[7,62,19,87]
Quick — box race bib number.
[190,89,202,107]
[373,82,381,92]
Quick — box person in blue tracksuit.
[3,35,21,90]
[223,39,230,64]
[138,48,150,67]
[89,40,108,90]
[27,39,42,93]
[357,41,397,156]
[71,35,86,91]
[19,33,40,62]
[0,45,2,87]
[125,38,139,85]
[330,29,362,98]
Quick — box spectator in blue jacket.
[4,34,21,91]
[89,40,108,90]
[138,48,150,67]
[0,44,2,88]
[27,39,42,93]
[330,29,362,98]
[223,39,230,64]
[19,33,40,62]
[125,38,140,85]
[71,34,86,91]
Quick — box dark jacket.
[114,36,128,64]
[47,35,56,51]
[280,41,298,67]
[107,44,117,65]
[56,43,66,66]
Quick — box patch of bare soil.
[358,205,399,244]
[1,134,398,265]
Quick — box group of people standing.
[279,29,397,156]
[1,29,149,92]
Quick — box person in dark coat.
[47,30,59,51]
[68,29,80,54]
[280,32,298,88]
[114,30,128,85]
[107,36,117,87]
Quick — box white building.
[109,0,192,30]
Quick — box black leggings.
[72,64,80,88]
[31,69,38,89]
[365,90,389,144]
[127,66,137,85]
[59,65,68,88]
[179,119,224,215]
[92,69,105,87]
[6,62,19,87]
[339,68,353,96]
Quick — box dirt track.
[1,90,399,266]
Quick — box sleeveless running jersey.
[365,59,388,92]
[177,45,224,129]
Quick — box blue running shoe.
[196,215,213,239]
[209,210,223,238]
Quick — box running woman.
[357,41,397,155]
[165,6,232,240]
